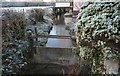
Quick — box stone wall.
[2,2,54,7]
[33,47,79,66]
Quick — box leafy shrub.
[2,9,30,74]
[75,2,120,74]
[28,8,44,24]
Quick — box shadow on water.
[22,63,69,74]
[54,14,65,25]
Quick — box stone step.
[32,47,79,66]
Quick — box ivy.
[75,2,120,74]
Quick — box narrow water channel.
[46,25,73,48]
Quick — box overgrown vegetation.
[75,2,120,74]
[25,8,53,46]
[2,10,30,74]
[2,8,53,74]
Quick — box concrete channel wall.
[32,46,119,74]
[2,2,54,7]
[33,47,79,66]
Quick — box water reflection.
[46,25,73,48]
[49,25,57,35]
